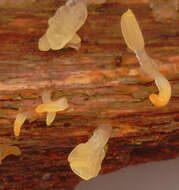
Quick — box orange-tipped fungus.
[121,9,171,107]
[35,91,69,126]
[68,124,112,180]
[0,144,21,164]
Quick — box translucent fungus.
[14,112,30,137]
[0,144,21,164]
[38,0,88,51]
[36,96,68,113]
[121,9,171,107]
[65,33,81,50]
[35,91,69,126]
[68,124,112,180]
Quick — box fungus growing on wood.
[35,91,69,126]
[0,144,21,164]
[121,9,171,107]
[68,124,112,180]
[38,0,88,51]
[14,112,31,137]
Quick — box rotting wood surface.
[0,0,178,189]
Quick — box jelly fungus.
[121,9,171,107]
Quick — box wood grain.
[0,0,178,189]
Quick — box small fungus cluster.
[13,91,69,137]
[1,0,173,181]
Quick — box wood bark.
[0,0,178,189]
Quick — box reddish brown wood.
[0,0,178,189]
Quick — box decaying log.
[0,0,178,189]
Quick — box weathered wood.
[0,0,178,189]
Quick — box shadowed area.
[76,157,179,190]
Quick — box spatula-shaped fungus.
[38,0,88,51]
[14,112,31,137]
[68,124,112,180]
[121,9,171,107]
[0,144,21,164]
[35,91,69,126]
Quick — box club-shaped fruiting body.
[68,124,112,180]
[121,9,171,107]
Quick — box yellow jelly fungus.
[121,9,171,107]
[38,0,87,51]
[149,73,171,107]
[0,144,21,164]
[35,97,68,113]
[35,91,69,126]
[68,124,112,180]
[14,112,30,137]
[65,33,81,50]
[121,9,144,53]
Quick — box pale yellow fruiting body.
[38,0,87,51]
[0,144,21,164]
[35,91,69,126]
[14,112,29,137]
[65,33,81,50]
[35,97,68,113]
[68,124,112,180]
[38,34,50,51]
[121,9,144,53]
[121,9,171,107]
[136,49,171,107]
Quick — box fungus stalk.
[68,124,112,180]
[35,91,69,126]
[121,9,171,107]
